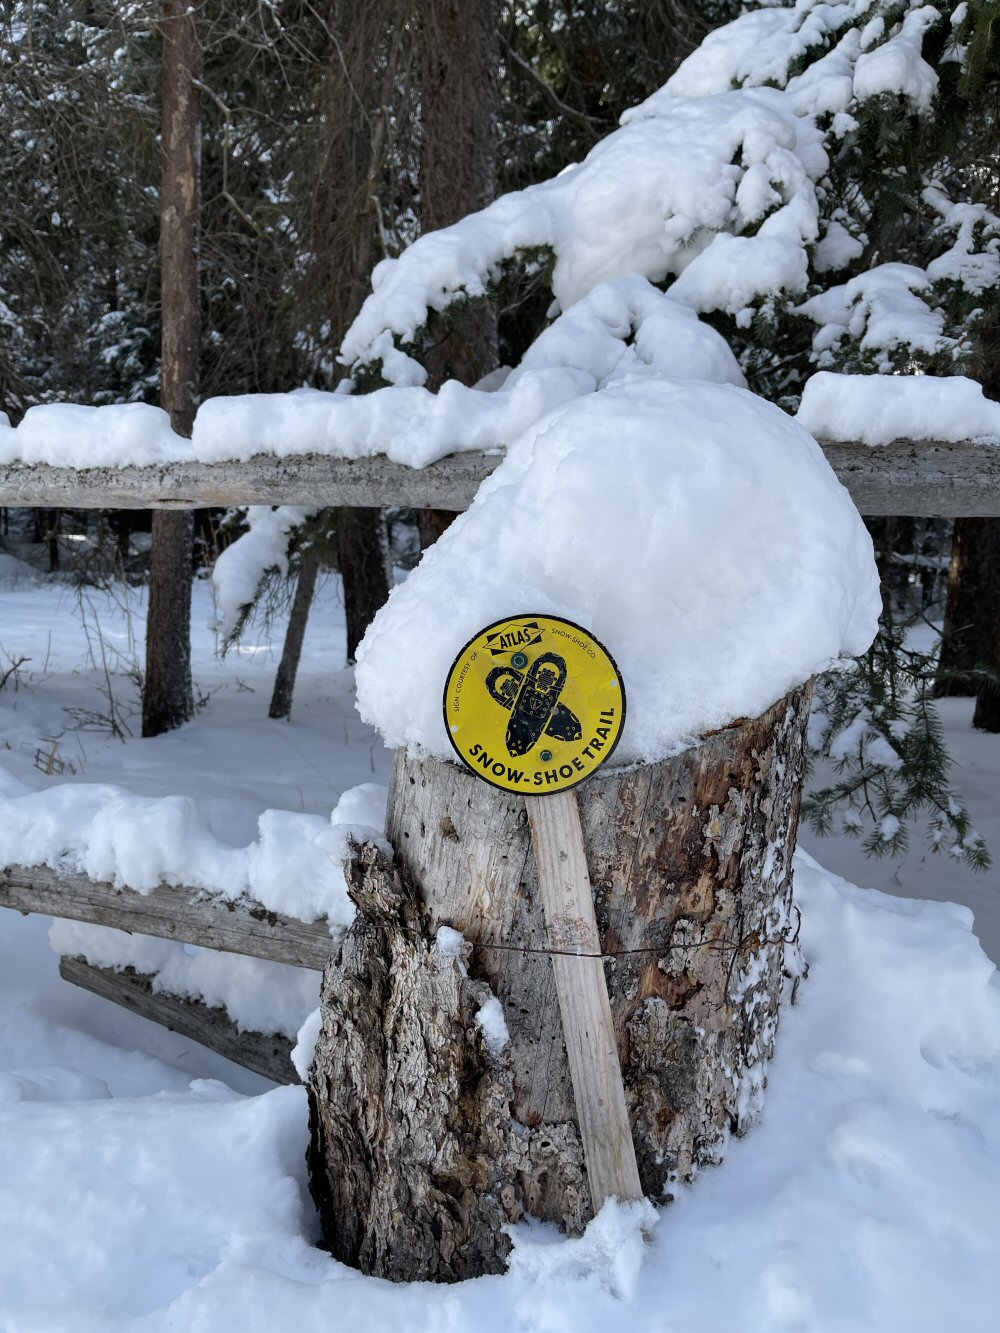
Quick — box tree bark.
[308,842,516,1282]
[972,619,1000,731]
[143,510,194,733]
[307,683,812,1280]
[416,0,499,550]
[938,325,1000,704]
[143,1,200,737]
[268,550,320,720]
[338,507,389,663]
[935,517,1000,697]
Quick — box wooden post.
[524,791,642,1209]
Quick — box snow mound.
[798,372,1000,444]
[195,275,742,468]
[356,378,881,763]
[0,1083,311,1326]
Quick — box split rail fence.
[1,437,999,1082]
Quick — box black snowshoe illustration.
[487,653,578,757]
[485,666,582,746]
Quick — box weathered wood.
[825,439,1000,517]
[387,682,813,1229]
[0,451,498,511]
[0,864,335,970]
[524,791,643,1210]
[1,439,999,515]
[59,956,299,1084]
[307,842,517,1283]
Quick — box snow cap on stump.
[356,377,881,765]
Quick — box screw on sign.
[443,615,626,795]
[444,615,643,1211]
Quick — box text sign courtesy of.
[443,614,626,795]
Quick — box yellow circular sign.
[443,614,626,795]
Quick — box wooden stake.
[524,790,643,1210]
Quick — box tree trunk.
[268,550,320,720]
[416,0,499,550]
[307,842,516,1282]
[268,2,404,701]
[338,507,389,663]
[937,333,1000,704]
[46,507,60,572]
[308,682,812,1281]
[935,517,1000,698]
[143,1,200,738]
[143,510,193,733]
[972,619,1000,732]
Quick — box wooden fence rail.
[0,864,334,971]
[1,439,1000,516]
[59,956,299,1084]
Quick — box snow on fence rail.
[0,864,334,971]
[2,439,1000,516]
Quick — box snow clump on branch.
[340,0,995,393]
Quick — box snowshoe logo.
[486,655,582,757]
[443,614,626,796]
[484,623,543,656]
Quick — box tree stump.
[308,682,812,1281]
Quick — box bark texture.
[143,509,194,734]
[936,516,1000,697]
[417,0,499,550]
[308,684,812,1279]
[337,507,390,663]
[269,550,320,720]
[972,618,1000,731]
[143,1,200,738]
[307,842,516,1282]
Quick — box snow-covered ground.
[1,567,999,1329]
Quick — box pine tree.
[340,0,998,869]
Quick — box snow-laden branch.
[339,0,996,388]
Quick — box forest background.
[1,0,998,872]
